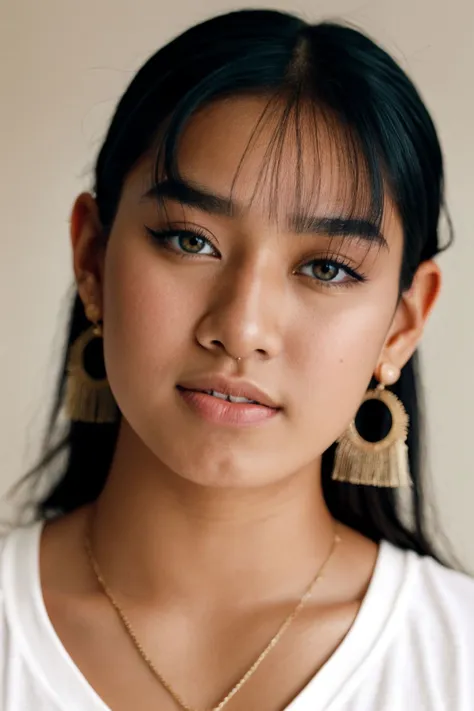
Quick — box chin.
[158,439,288,490]
[175,453,270,489]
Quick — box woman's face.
[94,96,408,488]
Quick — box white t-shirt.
[0,521,473,711]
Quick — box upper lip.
[177,375,281,409]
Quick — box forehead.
[170,94,398,233]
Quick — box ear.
[69,192,106,316]
[380,260,442,371]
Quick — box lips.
[176,375,281,410]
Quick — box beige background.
[1,1,473,567]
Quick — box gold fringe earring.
[332,363,411,488]
[65,304,118,423]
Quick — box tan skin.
[40,96,441,711]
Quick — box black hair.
[15,9,454,560]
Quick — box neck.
[88,421,336,608]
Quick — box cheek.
[287,288,396,444]
[101,233,200,406]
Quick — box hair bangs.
[150,84,388,263]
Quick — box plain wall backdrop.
[1,0,473,566]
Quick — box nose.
[195,258,286,362]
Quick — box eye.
[170,232,215,255]
[145,226,218,257]
[297,258,366,286]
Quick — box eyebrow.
[143,178,389,250]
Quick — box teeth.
[228,394,255,404]
[210,390,228,401]
[210,390,256,404]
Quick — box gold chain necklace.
[84,520,341,711]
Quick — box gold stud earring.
[331,363,411,488]
[64,304,118,423]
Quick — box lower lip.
[177,388,280,426]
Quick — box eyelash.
[144,225,368,288]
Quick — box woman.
[1,8,473,711]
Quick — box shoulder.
[380,540,474,609]
[411,549,474,618]
[360,543,474,707]
[0,521,44,613]
[0,522,47,659]
[0,525,13,597]
[387,542,474,662]
[0,525,22,671]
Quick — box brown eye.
[311,262,340,281]
[178,233,207,253]
[145,226,217,257]
[297,257,364,287]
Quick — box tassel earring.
[65,304,118,423]
[332,363,411,488]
